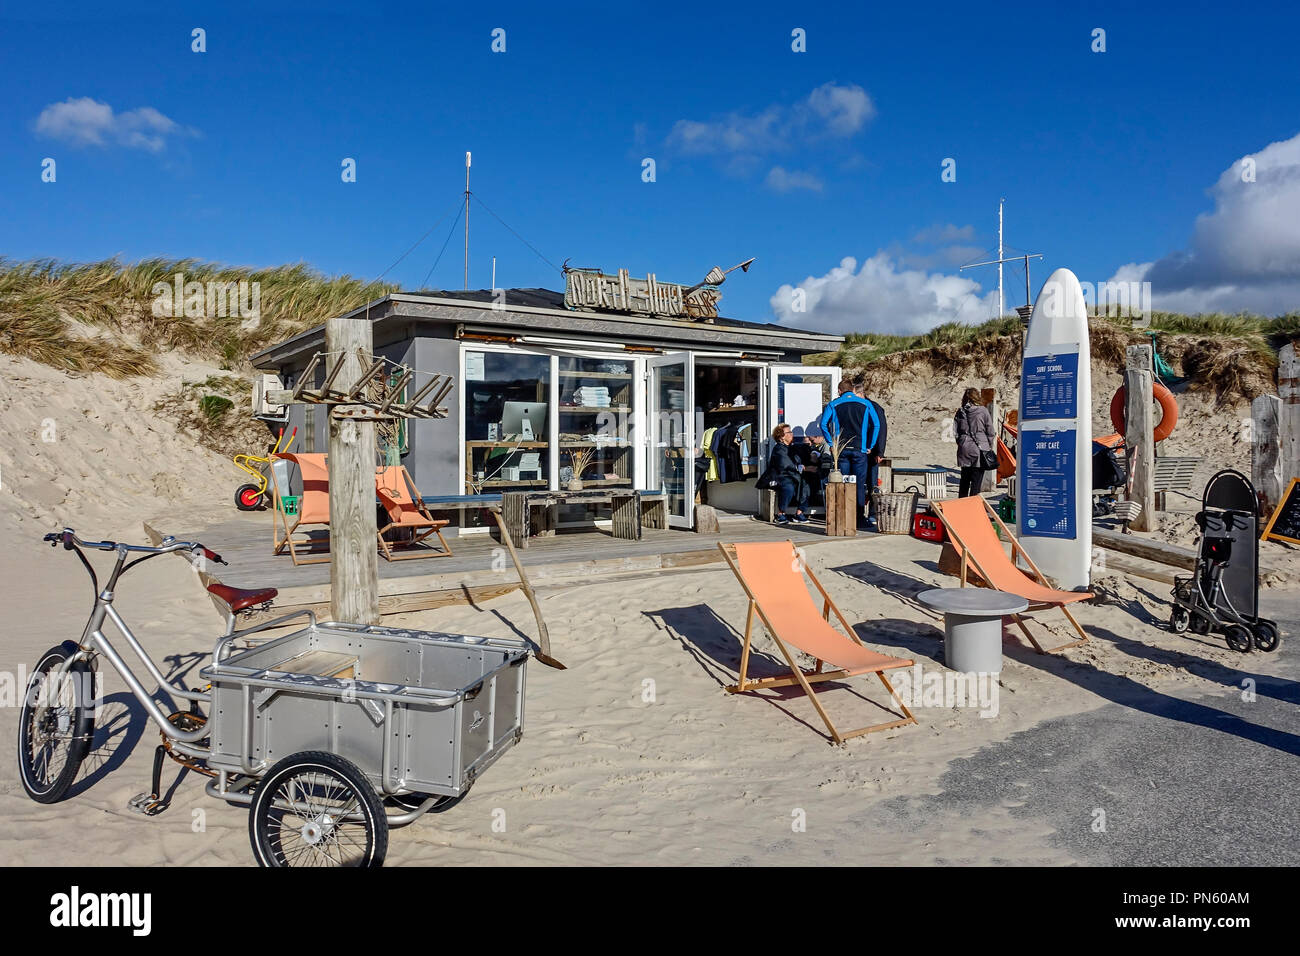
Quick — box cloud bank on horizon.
[775,131,1300,334]
[1109,131,1300,315]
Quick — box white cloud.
[771,254,998,335]
[666,83,875,157]
[911,223,977,244]
[35,97,189,152]
[1109,130,1300,314]
[765,166,823,193]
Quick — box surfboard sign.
[1017,268,1093,591]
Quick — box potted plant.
[566,448,595,491]
[826,433,849,483]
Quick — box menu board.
[1021,428,1077,540]
[1022,350,1079,420]
[1262,477,1300,545]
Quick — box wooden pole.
[1124,345,1155,532]
[1281,343,1300,488]
[1251,394,1283,516]
[326,317,380,625]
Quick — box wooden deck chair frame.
[269,454,331,566]
[934,497,1089,654]
[717,542,916,745]
[375,465,453,561]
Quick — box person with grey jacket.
[955,387,995,497]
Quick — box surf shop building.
[251,269,844,531]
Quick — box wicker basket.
[874,491,918,534]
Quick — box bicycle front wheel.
[18,644,96,804]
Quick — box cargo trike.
[17,529,529,867]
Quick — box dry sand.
[0,351,1296,866]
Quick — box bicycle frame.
[50,531,315,752]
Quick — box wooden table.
[501,489,645,548]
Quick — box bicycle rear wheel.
[18,644,96,804]
[249,751,387,867]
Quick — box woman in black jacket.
[760,424,809,524]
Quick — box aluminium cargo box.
[200,622,528,797]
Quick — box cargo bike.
[17,529,529,867]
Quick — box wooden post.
[326,317,380,624]
[1252,394,1284,516]
[824,480,857,536]
[980,388,998,492]
[1124,345,1155,532]
[1281,344,1300,489]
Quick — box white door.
[648,353,695,528]
[763,365,841,468]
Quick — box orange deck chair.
[375,465,452,561]
[717,541,917,744]
[271,452,331,566]
[931,495,1091,654]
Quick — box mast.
[998,197,1005,318]
[464,151,471,290]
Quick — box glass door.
[764,365,841,469]
[649,353,695,528]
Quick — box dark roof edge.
[250,292,842,368]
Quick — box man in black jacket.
[853,383,888,529]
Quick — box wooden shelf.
[560,441,631,449]
[466,440,548,448]
[558,370,632,380]
[560,405,630,414]
[705,404,756,414]
[478,478,548,488]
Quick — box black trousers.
[958,466,986,497]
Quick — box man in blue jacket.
[818,376,881,528]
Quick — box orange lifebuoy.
[1110,381,1178,442]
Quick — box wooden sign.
[564,266,721,320]
[1261,476,1300,545]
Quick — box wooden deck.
[146,511,853,624]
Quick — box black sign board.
[1261,477,1300,545]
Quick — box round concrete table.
[917,588,1029,674]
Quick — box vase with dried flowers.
[826,432,850,482]
[566,447,595,491]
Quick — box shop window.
[463,350,551,493]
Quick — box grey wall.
[406,328,461,494]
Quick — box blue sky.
[3,1,1298,334]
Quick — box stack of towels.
[574,386,611,407]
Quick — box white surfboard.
[1016,268,1092,591]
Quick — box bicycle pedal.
[127,792,168,816]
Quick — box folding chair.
[375,465,452,561]
[270,452,331,566]
[717,540,917,744]
[931,495,1091,654]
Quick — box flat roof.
[250,289,842,369]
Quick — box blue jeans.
[866,458,880,516]
[840,450,871,509]
[775,476,807,513]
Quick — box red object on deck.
[913,512,946,542]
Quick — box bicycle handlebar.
[43,528,227,564]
